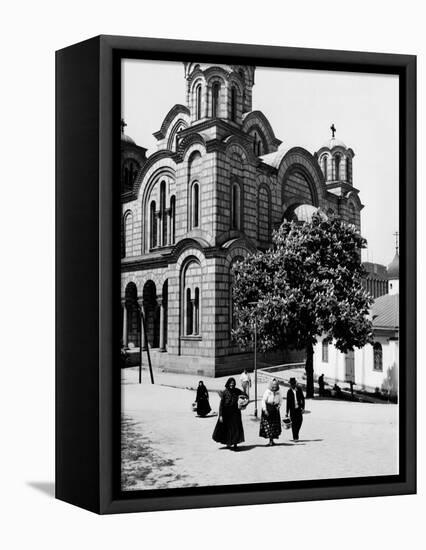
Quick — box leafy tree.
[232,213,373,398]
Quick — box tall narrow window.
[196,84,202,120]
[373,342,383,371]
[322,338,330,362]
[231,87,237,122]
[322,156,328,181]
[186,288,193,335]
[160,180,166,246]
[192,182,200,228]
[123,211,133,258]
[194,287,200,335]
[212,82,220,118]
[170,195,176,244]
[150,201,157,248]
[335,155,341,180]
[231,182,241,230]
[346,157,351,183]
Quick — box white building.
[314,252,399,398]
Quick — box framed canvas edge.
[91,36,416,514]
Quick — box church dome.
[287,204,327,223]
[387,252,399,279]
[320,136,347,150]
[121,133,135,145]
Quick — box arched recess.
[123,210,133,257]
[188,150,203,231]
[278,148,326,209]
[281,164,320,209]
[181,257,202,337]
[167,119,188,151]
[124,282,140,348]
[231,180,242,230]
[142,280,159,348]
[141,165,176,253]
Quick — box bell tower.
[183,63,255,125]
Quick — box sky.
[122,59,399,266]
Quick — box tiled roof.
[372,293,399,329]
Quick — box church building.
[121,62,363,377]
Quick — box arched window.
[373,342,383,371]
[231,86,237,122]
[322,155,328,181]
[196,84,202,120]
[123,211,133,258]
[191,182,200,229]
[231,182,241,230]
[335,155,341,180]
[194,287,200,335]
[182,260,202,338]
[150,201,157,249]
[322,338,330,363]
[160,181,166,246]
[170,195,176,244]
[186,288,193,335]
[212,82,220,118]
[346,157,351,183]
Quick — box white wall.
[315,337,399,395]
[1,1,424,550]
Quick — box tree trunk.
[305,342,314,399]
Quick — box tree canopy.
[232,213,374,397]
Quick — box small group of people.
[206,373,305,450]
[259,377,305,445]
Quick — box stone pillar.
[165,208,171,245]
[155,211,161,247]
[138,299,147,350]
[158,297,166,351]
[121,299,128,347]
[191,299,198,335]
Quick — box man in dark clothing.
[318,374,325,397]
[286,377,305,441]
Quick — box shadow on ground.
[26,481,55,498]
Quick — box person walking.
[195,381,211,417]
[259,379,282,445]
[239,369,252,400]
[286,377,305,441]
[212,377,247,450]
[318,374,325,397]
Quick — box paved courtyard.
[121,368,399,491]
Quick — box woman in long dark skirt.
[259,379,282,445]
[195,381,212,417]
[212,377,247,450]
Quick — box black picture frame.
[56,35,416,514]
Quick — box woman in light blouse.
[259,379,282,445]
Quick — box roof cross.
[120,118,127,134]
[330,123,336,138]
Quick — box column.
[138,299,147,350]
[191,299,197,335]
[158,298,166,351]
[121,299,128,347]
[155,211,161,247]
[165,208,171,245]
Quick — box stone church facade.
[120,62,364,377]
